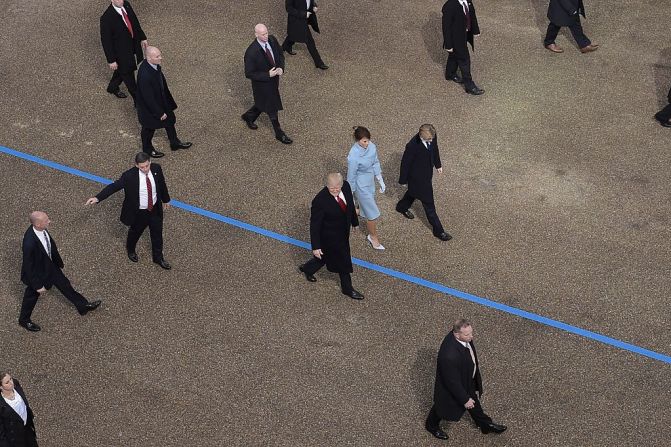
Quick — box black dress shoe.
[398,209,415,219]
[426,427,449,440]
[284,48,296,55]
[654,116,671,128]
[343,289,364,300]
[448,75,463,84]
[241,115,258,129]
[316,63,329,70]
[127,251,139,262]
[155,259,172,270]
[465,86,485,95]
[436,232,453,241]
[480,422,507,434]
[107,89,127,98]
[170,141,192,150]
[79,300,102,316]
[276,133,293,144]
[150,150,165,158]
[19,321,41,332]
[299,266,317,282]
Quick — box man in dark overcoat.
[241,24,292,144]
[544,0,599,53]
[281,0,328,69]
[396,124,452,241]
[425,319,507,440]
[0,374,38,446]
[654,84,671,128]
[135,46,192,158]
[299,173,364,300]
[85,152,173,270]
[100,0,148,100]
[19,211,102,332]
[442,0,484,95]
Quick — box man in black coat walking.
[299,173,364,300]
[100,0,148,100]
[85,152,172,270]
[242,24,292,145]
[425,319,507,440]
[442,0,484,95]
[396,124,452,241]
[19,211,102,332]
[281,0,328,70]
[544,0,599,53]
[135,46,192,158]
[654,84,671,128]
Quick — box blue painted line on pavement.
[2,144,670,365]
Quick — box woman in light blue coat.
[347,126,386,250]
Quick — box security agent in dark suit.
[241,24,293,145]
[19,212,102,332]
[86,152,172,270]
[396,124,452,241]
[100,0,148,99]
[281,0,328,70]
[135,46,192,158]
[299,173,364,300]
[654,85,671,128]
[425,319,507,440]
[442,0,484,95]
[0,373,38,446]
[544,0,599,53]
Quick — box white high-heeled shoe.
[367,234,385,250]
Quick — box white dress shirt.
[3,392,28,425]
[457,338,477,378]
[336,191,346,205]
[138,170,157,210]
[32,227,51,258]
[458,0,470,15]
[112,4,128,17]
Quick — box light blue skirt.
[355,190,380,220]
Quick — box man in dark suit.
[396,124,452,241]
[19,212,102,332]
[442,0,484,95]
[654,84,671,128]
[0,373,38,446]
[241,24,293,145]
[135,46,192,158]
[281,0,328,70]
[544,0,599,53]
[100,0,148,100]
[299,173,364,300]
[85,152,172,270]
[425,319,507,440]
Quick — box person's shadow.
[411,348,437,416]
[422,12,445,68]
[653,48,671,108]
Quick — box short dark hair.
[353,126,371,141]
[452,319,471,333]
[135,152,150,164]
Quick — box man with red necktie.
[85,152,172,270]
[100,0,148,100]
[442,0,484,95]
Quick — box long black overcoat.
[136,61,178,129]
[244,36,285,113]
[21,227,64,291]
[442,0,480,54]
[432,332,484,421]
[0,379,38,447]
[309,181,359,273]
[285,0,320,42]
[95,164,170,226]
[100,1,147,73]
[547,0,586,26]
[398,133,442,203]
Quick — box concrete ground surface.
[1,0,669,445]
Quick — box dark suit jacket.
[100,1,147,73]
[442,0,480,53]
[20,227,64,291]
[136,61,178,129]
[95,164,170,226]
[547,0,586,27]
[398,133,442,203]
[244,36,285,113]
[432,331,484,421]
[286,0,320,42]
[309,181,359,273]
[0,380,38,447]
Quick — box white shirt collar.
[112,4,126,15]
[257,39,270,49]
[149,62,158,70]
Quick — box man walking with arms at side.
[281,0,329,70]
[442,0,484,95]
[544,0,599,53]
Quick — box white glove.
[377,175,386,193]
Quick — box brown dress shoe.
[580,44,600,53]
[545,43,564,53]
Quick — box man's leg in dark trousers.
[425,405,442,430]
[127,211,150,255]
[302,256,325,275]
[281,37,295,52]
[543,22,561,47]
[396,190,416,213]
[456,50,474,89]
[165,123,180,147]
[467,393,493,428]
[305,31,325,66]
[568,19,591,49]
[141,128,156,155]
[108,70,137,98]
[19,287,40,324]
[51,269,89,313]
[338,272,353,295]
[267,110,284,138]
[147,208,165,262]
[420,198,445,236]
[655,103,671,123]
[242,105,263,124]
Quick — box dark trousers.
[19,269,88,323]
[445,48,474,88]
[141,125,179,154]
[301,256,353,294]
[107,69,137,99]
[426,395,493,431]
[242,106,283,136]
[282,31,324,66]
[544,20,591,48]
[396,191,445,236]
[127,208,164,262]
[655,103,671,123]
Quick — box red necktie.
[122,9,134,38]
[463,3,471,32]
[264,44,275,67]
[336,196,347,213]
[146,174,154,212]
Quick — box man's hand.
[313,6,318,13]
[306,12,312,18]
[108,62,118,70]
[164,202,170,209]
[141,40,148,50]
[275,67,284,76]
[85,197,99,205]
[437,167,443,174]
[447,48,454,53]
[312,249,323,259]
[464,398,475,409]
[160,113,167,120]
[36,287,47,294]
[269,67,279,77]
